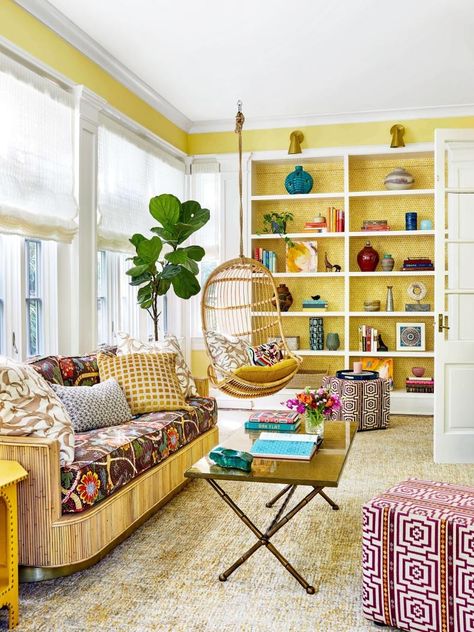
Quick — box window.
[0,236,5,355]
[97,250,108,345]
[25,239,42,357]
[189,163,222,340]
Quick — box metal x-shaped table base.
[207,479,339,594]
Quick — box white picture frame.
[396,322,426,351]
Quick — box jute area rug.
[7,416,474,632]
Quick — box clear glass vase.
[304,409,325,438]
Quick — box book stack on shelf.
[327,207,344,232]
[362,219,390,231]
[303,298,328,311]
[406,376,434,393]
[401,257,434,272]
[358,325,379,352]
[244,410,301,433]
[304,218,327,232]
[254,248,277,272]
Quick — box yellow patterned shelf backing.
[349,276,434,312]
[349,195,434,232]
[273,276,345,312]
[252,198,345,234]
[348,155,434,191]
[253,160,344,196]
[347,355,434,390]
[252,238,345,277]
[279,315,345,350]
[297,355,345,380]
[349,235,434,271]
[349,316,435,353]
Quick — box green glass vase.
[304,409,325,438]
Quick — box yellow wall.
[188,116,474,155]
[0,0,187,152]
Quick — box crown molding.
[14,0,192,132]
[188,104,474,134]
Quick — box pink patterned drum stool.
[362,479,474,631]
[322,376,390,431]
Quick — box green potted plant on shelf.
[263,211,294,235]
[126,193,210,340]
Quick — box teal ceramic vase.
[285,165,313,194]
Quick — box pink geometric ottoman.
[362,479,474,631]
[322,375,390,431]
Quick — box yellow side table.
[0,461,28,629]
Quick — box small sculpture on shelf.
[405,281,431,311]
[325,252,341,272]
[377,334,389,351]
[272,283,293,312]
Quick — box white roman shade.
[190,160,221,261]
[0,50,77,242]
[97,116,185,252]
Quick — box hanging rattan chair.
[201,103,302,398]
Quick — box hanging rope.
[235,100,245,258]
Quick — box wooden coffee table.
[185,421,357,594]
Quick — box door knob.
[438,314,450,332]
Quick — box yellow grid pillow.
[97,352,191,415]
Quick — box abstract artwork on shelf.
[286,241,318,273]
[361,357,394,390]
[396,322,426,351]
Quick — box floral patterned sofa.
[0,351,218,581]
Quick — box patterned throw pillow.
[204,331,249,372]
[0,357,75,465]
[97,352,191,415]
[247,342,283,367]
[51,378,132,433]
[28,355,64,385]
[116,332,197,398]
[59,354,101,387]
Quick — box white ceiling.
[39,0,474,129]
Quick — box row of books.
[254,248,277,272]
[401,257,434,271]
[244,410,301,432]
[357,325,379,352]
[406,376,434,393]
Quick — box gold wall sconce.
[288,130,304,154]
[390,124,406,148]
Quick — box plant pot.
[326,333,340,350]
[284,165,313,195]
[271,220,286,234]
[357,241,379,272]
[304,410,325,438]
[272,283,293,312]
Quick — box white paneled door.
[434,129,474,463]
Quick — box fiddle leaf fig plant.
[126,194,209,341]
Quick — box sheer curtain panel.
[97,116,185,252]
[0,50,77,241]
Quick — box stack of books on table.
[406,376,434,393]
[254,248,277,272]
[401,257,434,272]
[358,324,379,352]
[250,432,321,461]
[244,410,301,432]
[362,219,390,231]
[302,298,328,311]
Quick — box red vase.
[357,241,379,272]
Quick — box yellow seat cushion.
[233,358,298,384]
[97,352,191,415]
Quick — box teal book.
[244,421,301,432]
[250,434,319,460]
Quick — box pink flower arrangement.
[283,386,341,418]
